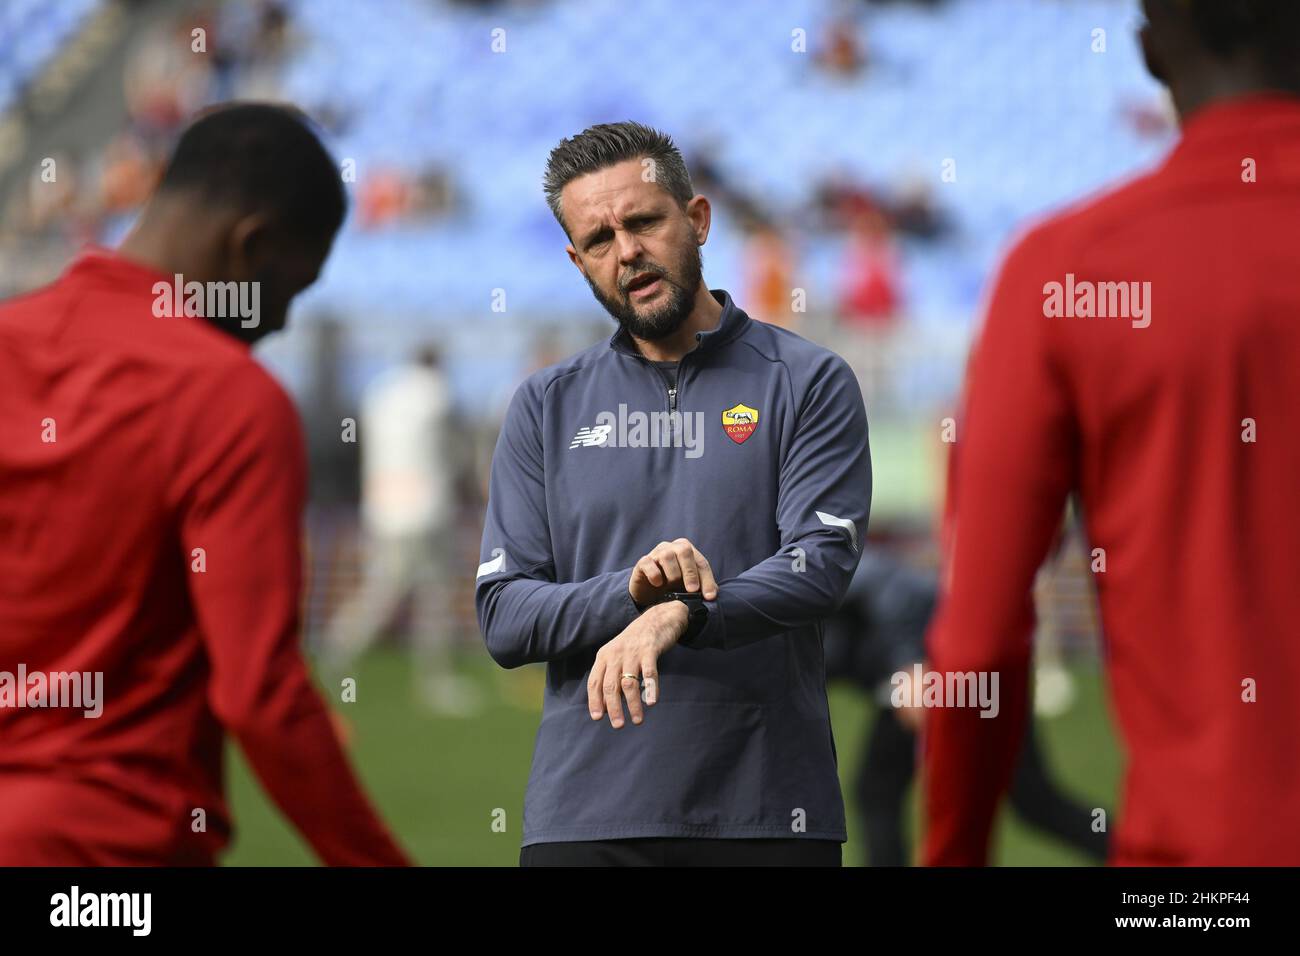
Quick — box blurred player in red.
[0,103,410,866]
[924,0,1300,865]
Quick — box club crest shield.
[721,403,759,445]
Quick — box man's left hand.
[588,601,689,729]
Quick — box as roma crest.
[722,403,759,445]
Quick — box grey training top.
[476,290,872,846]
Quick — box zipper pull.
[668,386,678,412]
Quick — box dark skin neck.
[1166,56,1300,121]
[117,195,232,283]
[116,192,304,346]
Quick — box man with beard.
[476,122,872,866]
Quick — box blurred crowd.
[3,0,461,253]
[2,0,970,337]
[0,0,1115,719]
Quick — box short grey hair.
[543,121,694,233]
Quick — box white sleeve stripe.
[476,550,506,578]
[815,511,859,553]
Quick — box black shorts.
[520,837,842,867]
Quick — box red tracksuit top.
[0,249,409,866]
[924,93,1300,866]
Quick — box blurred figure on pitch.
[825,546,1108,866]
[324,345,480,716]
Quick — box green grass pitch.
[223,650,1121,866]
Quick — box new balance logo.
[569,424,612,449]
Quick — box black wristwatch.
[654,591,710,646]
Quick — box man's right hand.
[629,537,718,607]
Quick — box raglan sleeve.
[683,352,872,651]
[475,377,641,668]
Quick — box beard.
[585,241,703,342]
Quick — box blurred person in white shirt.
[325,345,479,715]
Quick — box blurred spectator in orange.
[743,219,797,329]
[99,133,159,214]
[358,166,457,229]
[816,17,867,77]
[358,168,412,228]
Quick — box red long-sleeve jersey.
[0,249,410,866]
[923,94,1300,866]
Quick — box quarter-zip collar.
[608,288,751,360]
